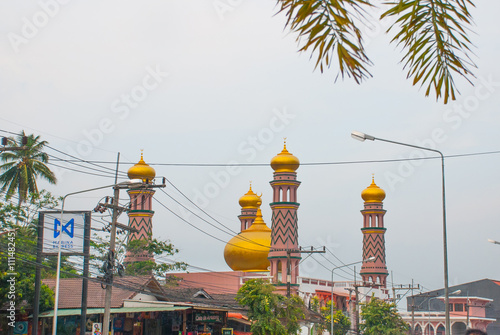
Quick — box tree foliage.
[90,232,186,279]
[310,296,350,335]
[0,191,76,329]
[0,131,57,205]
[236,279,305,335]
[359,297,409,335]
[277,0,476,103]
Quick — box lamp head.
[365,256,376,262]
[116,179,144,188]
[351,131,375,142]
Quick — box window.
[449,303,454,312]
[454,303,464,312]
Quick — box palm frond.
[277,0,373,83]
[382,0,476,103]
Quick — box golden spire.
[127,151,156,181]
[239,183,262,208]
[361,175,386,203]
[270,140,300,173]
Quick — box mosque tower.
[237,184,260,232]
[124,153,156,264]
[224,190,271,272]
[360,176,389,287]
[268,141,301,293]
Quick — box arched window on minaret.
[277,260,282,282]
[141,195,146,210]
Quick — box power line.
[14,149,500,167]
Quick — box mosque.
[123,142,391,315]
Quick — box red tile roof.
[43,276,164,309]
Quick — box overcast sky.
[1,0,500,306]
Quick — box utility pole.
[390,282,420,334]
[285,246,325,298]
[354,283,360,335]
[102,154,122,335]
[392,271,396,303]
[411,279,415,335]
[286,248,291,298]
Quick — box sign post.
[33,211,91,335]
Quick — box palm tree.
[0,131,57,206]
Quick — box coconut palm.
[0,131,56,206]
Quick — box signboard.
[40,211,90,255]
[92,322,102,335]
[222,328,233,335]
[195,312,222,323]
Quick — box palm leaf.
[381,0,476,103]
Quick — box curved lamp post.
[351,131,451,335]
[425,290,461,335]
[330,257,375,335]
[52,179,143,335]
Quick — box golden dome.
[127,152,156,181]
[271,141,300,173]
[238,184,262,209]
[224,208,271,272]
[361,176,386,203]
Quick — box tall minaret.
[360,176,389,287]
[268,141,301,294]
[124,153,156,264]
[238,184,261,232]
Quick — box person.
[465,329,487,335]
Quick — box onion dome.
[127,152,156,181]
[238,184,262,209]
[224,208,271,272]
[361,176,386,203]
[271,141,300,173]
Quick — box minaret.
[238,184,260,232]
[360,176,389,287]
[268,141,301,293]
[124,153,156,264]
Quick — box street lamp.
[351,131,451,335]
[330,257,375,335]
[52,179,143,335]
[488,239,500,245]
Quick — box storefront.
[35,304,245,335]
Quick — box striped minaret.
[124,153,156,264]
[268,142,301,294]
[360,176,389,288]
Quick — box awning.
[35,306,191,318]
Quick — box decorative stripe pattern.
[270,208,298,247]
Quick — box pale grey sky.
[1,0,500,304]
